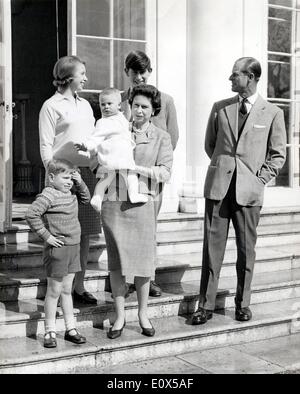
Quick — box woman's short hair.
[125,51,152,73]
[128,84,161,116]
[47,159,78,175]
[53,56,85,88]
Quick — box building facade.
[0,0,299,232]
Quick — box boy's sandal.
[44,331,57,348]
[64,328,86,344]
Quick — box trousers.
[199,173,261,310]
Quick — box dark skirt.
[78,167,102,235]
[101,199,156,283]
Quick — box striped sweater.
[25,182,90,245]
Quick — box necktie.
[240,98,248,116]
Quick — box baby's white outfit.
[85,112,148,210]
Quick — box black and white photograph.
[0,0,300,379]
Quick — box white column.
[156,0,187,213]
[182,0,268,213]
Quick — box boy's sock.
[64,314,76,333]
[45,319,56,334]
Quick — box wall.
[184,0,268,211]
[156,0,187,212]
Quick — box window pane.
[0,66,3,145]
[269,0,293,6]
[271,102,291,143]
[273,146,290,186]
[114,0,146,40]
[268,9,292,53]
[78,91,101,121]
[77,38,110,90]
[113,40,146,90]
[268,60,290,98]
[295,57,300,99]
[0,147,3,202]
[77,0,110,37]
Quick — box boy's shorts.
[43,244,81,278]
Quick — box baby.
[75,87,148,211]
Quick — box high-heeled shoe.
[139,320,155,337]
[107,321,126,339]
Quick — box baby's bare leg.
[125,171,148,204]
[91,172,115,212]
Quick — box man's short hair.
[125,51,152,73]
[237,57,262,81]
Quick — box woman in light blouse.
[39,56,100,305]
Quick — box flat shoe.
[235,306,252,322]
[64,329,86,344]
[191,308,213,325]
[44,331,57,348]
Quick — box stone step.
[1,267,300,340]
[1,296,300,374]
[1,244,300,302]
[1,213,203,245]
[3,206,300,246]
[2,220,300,270]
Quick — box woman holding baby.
[101,83,173,339]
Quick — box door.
[0,0,12,232]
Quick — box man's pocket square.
[253,124,266,129]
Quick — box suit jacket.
[204,94,286,206]
[121,89,179,150]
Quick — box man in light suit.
[191,57,286,325]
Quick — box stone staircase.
[1,207,300,373]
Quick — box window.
[69,0,153,117]
[268,0,300,187]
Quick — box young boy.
[75,87,148,212]
[25,159,90,348]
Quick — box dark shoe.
[44,331,57,348]
[139,320,155,337]
[64,328,86,344]
[73,291,97,305]
[107,321,126,339]
[149,281,162,297]
[235,306,252,322]
[191,307,213,325]
[128,283,136,294]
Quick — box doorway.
[11,0,67,219]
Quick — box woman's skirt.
[101,199,156,284]
[78,167,102,235]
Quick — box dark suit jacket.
[204,94,286,206]
[121,89,179,150]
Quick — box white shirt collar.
[239,92,258,106]
[54,91,82,101]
